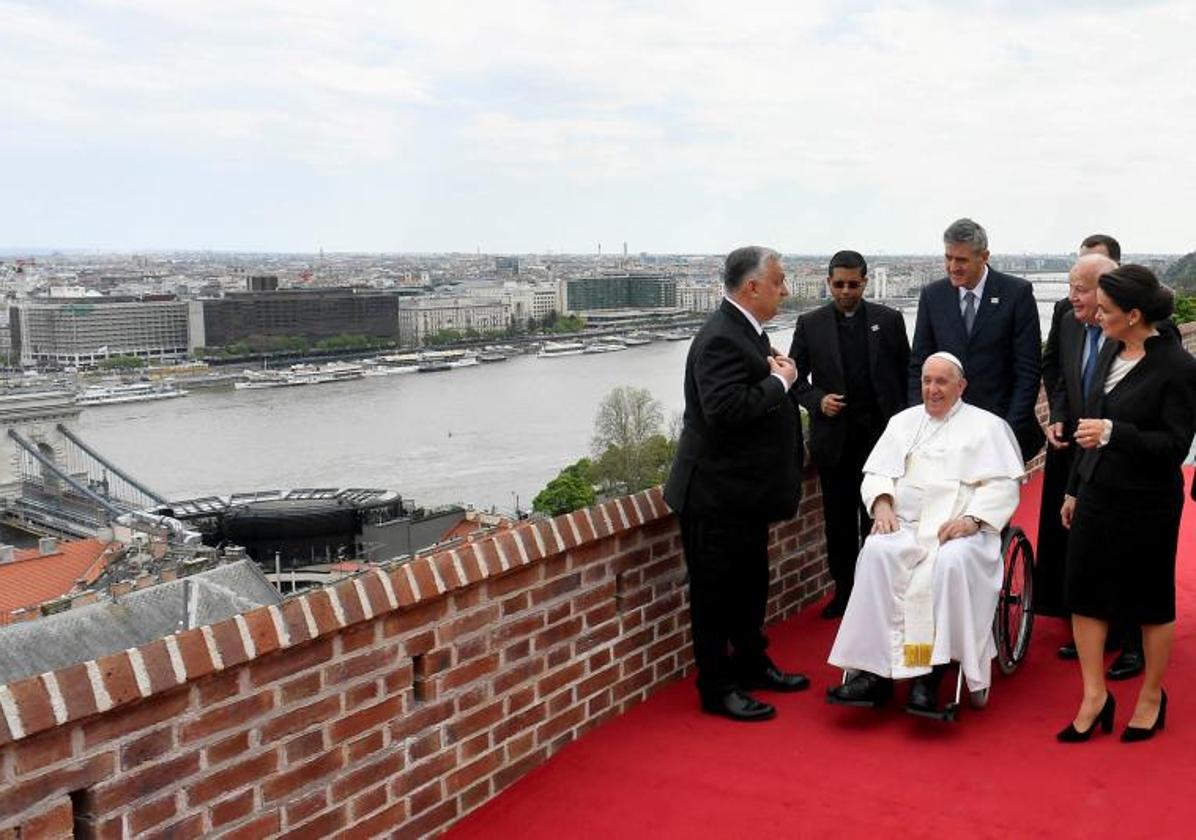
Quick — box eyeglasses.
[831,281,863,290]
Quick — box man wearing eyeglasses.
[789,250,910,618]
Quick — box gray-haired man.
[908,218,1043,462]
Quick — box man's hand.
[1074,418,1105,449]
[1045,421,1068,449]
[1061,495,1076,529]
[820,393,846,417]
[768,354,798,387]
[871,496,898,534]
[937,516,981,543]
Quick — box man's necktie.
[1081,324,1102,397]
[963,291,977,336]
[759,328,771,355]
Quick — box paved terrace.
[2,324,1193,838]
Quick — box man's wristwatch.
[964,515,982,530]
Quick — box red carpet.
[449,470,1196,839]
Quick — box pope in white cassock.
[826,352,1025,714]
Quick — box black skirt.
[1064,481,1182,624]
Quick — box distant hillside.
[1164,251,1196,291]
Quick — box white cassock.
[827,401,1024,692]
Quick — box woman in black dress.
[1058,265,1196,742]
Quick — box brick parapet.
[0,477,830,837]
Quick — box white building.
[11,299,190,367]
[470,282,562,325]
[397,297,507,346]
[676,281,722,313]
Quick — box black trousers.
[818,429,879,601]
[680,513,770,700]
[1034,443,1073,618]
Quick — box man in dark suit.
[1041,238,1143,678]
[908,218,1044,462]
[789,250,910,618]
[664,246,810,722]
[1038,254,1120,625]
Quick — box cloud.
[1,0,1193,251]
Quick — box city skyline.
[3,1,1194,254]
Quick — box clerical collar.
[724,294,764,335]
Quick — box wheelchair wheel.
[995,525,1035,675]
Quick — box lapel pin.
[870,324,879,332]
[990,297,999,304]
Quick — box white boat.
[619,333,653,346]
[416,350,479,372]
[363,364,417,377]
[447,354,479,369]
[234,361,365,390]
[363,358,419,376]
[583,343,627,354]
[76,381,189,406]
[537,341,586,358]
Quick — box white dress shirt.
[958,266,990,316]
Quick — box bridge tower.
[0,391,80,503]
[0,391,165,537]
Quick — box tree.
[532,459,596,515]
[1175,294,1196,326]
[553,314,585,333]
[589,387,674,495]
[97,354,146,370]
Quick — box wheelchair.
[831,522,1036,722]
[909,522,1036,722]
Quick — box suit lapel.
[817,304,845,389]
[1069,318,1087,388]
[938,281,970,346]
[1084,338,1122,414]
[861,300,880,383]
[966,270,999,344]
[720,299,772,363]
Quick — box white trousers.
[827,527,1003,691]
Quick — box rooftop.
[0,538,115,625]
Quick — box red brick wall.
[0,476,829,838]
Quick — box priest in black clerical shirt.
[789,251,910,617]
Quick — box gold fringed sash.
[903,643,934,667]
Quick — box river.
[77,284,1069,513]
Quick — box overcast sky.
[2,1,1193,254]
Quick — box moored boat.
[537,341,586,358]
[76,381,189,406]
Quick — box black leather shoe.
[1121,690,1166,742]
[742,666,810,693]
[820,600,846,619]
[1057,642,1078,660]
[1107,650,1145,681]
[827,672,892,708]
[701,689,776,722]
[905,668,947,714]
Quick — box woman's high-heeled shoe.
[1057,693,1116,742]
[1121,690,1167,742]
